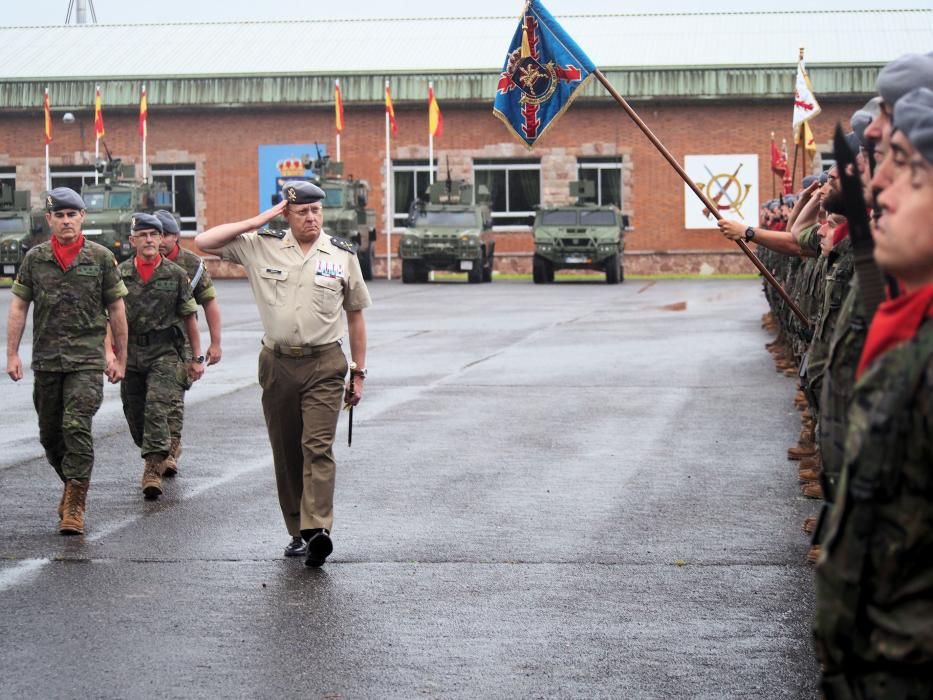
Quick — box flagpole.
[385,80,392,281]
[770,132,776,199]
[799,123,807,185]
[336,133,341,163]
[592,68,809,326]
[44,86,51,191]
[45,143,50,191]
[428,82,435,185]
[141,84,147,183]
[94,85,100,184]
[335,78,342,162]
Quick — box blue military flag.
[493,1,596,148]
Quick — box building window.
[152,164,197,234]
[473,159,540,227]
[578,157,623,208]
[0,168,14,192]
[50,166,97,194]
[392,160,435,228]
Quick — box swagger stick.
[592,68,809,326]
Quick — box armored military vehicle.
[298,155,377,281]
[60,157,174,262]
[0,183,42,279]
[399,179,495,284]
[532,181,625,284]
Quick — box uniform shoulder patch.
[258,228,286,239]
[330,236,358,253]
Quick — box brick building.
[0,10,930,275]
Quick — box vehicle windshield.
[83,193,105,211]
[412,210,479,227]
[0,217,26,233]
[540,210,577,226]
[108,191,132,209]
[580,210,617,226]
[322,188,345,208]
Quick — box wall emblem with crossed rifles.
[696,163,752,219]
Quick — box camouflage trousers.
[121,353,186,459]
[167,360,194,442]
[33,370,104,482]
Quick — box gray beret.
[802,175,819,188]
[893,87,933,164]
[819,171,829,185]
[282,180,326,205]
[45,187,85,211]
[876,53,933,107]
[154,210,181,235]
[130,212,163,233]
[851,97,882,147]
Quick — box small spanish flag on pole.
[385,81,398,135]
[428,82,443,184]
[94,86,105,183]
[43,87,52,190]
[139,85,148,181]
[335,79,344,161]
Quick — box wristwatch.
[744,226,756,242]
[349,361,367,379]
[193,355,205,364]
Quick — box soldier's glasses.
[132,231,163,239]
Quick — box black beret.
[876,53,933,107]
[45,187,86,211]
[154,210,181,235]
[282,180,326,205]
[130,212,163,233]
[893,87,933,165]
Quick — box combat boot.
[799,468,821,483]
[802,516,817,535]
[141,456,164,499]
[59,479,89,535]
[162,438,182,478]
[57,483,66,519]
[788,445,817,460]
[799,455,821,471]
[802,481,824,499]
[806,544,822,564]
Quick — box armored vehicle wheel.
[417,263,430,283]
[467,257,483,284]
[482,255,493,283]
[402,259,419,284]
[619,262,625,283]
[532,254,553,284]
[358,247,373,281]
[605,254,620,285]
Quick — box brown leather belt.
[261,338,339,357]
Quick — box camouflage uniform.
[118,258,197,458]
[11,240,127,481]
[819,280,868,501]
[165,247,216,442]
[814,319,933,697]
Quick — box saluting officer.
[119,213,204,499]
[154,209,222,476]
[196,180,370,568]
[5,187,128,535]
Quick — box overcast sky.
[4,0,929,25]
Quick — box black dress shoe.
[284,536,307,557]
[304,529,333,568]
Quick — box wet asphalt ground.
[0,277,819,699]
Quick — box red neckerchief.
[165,243,181,262]
[51,233,85,271]
[134,254,162,283]
[856,284,933,379]
[831,221,849,247]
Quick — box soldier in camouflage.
[814,86,933,698]
[118,213,204,499]
[154,209,222,477]
[5,187,128,535]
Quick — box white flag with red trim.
[792,58,821,129]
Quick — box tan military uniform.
[222,229,371,536]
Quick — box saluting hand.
[251,200,288,230]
